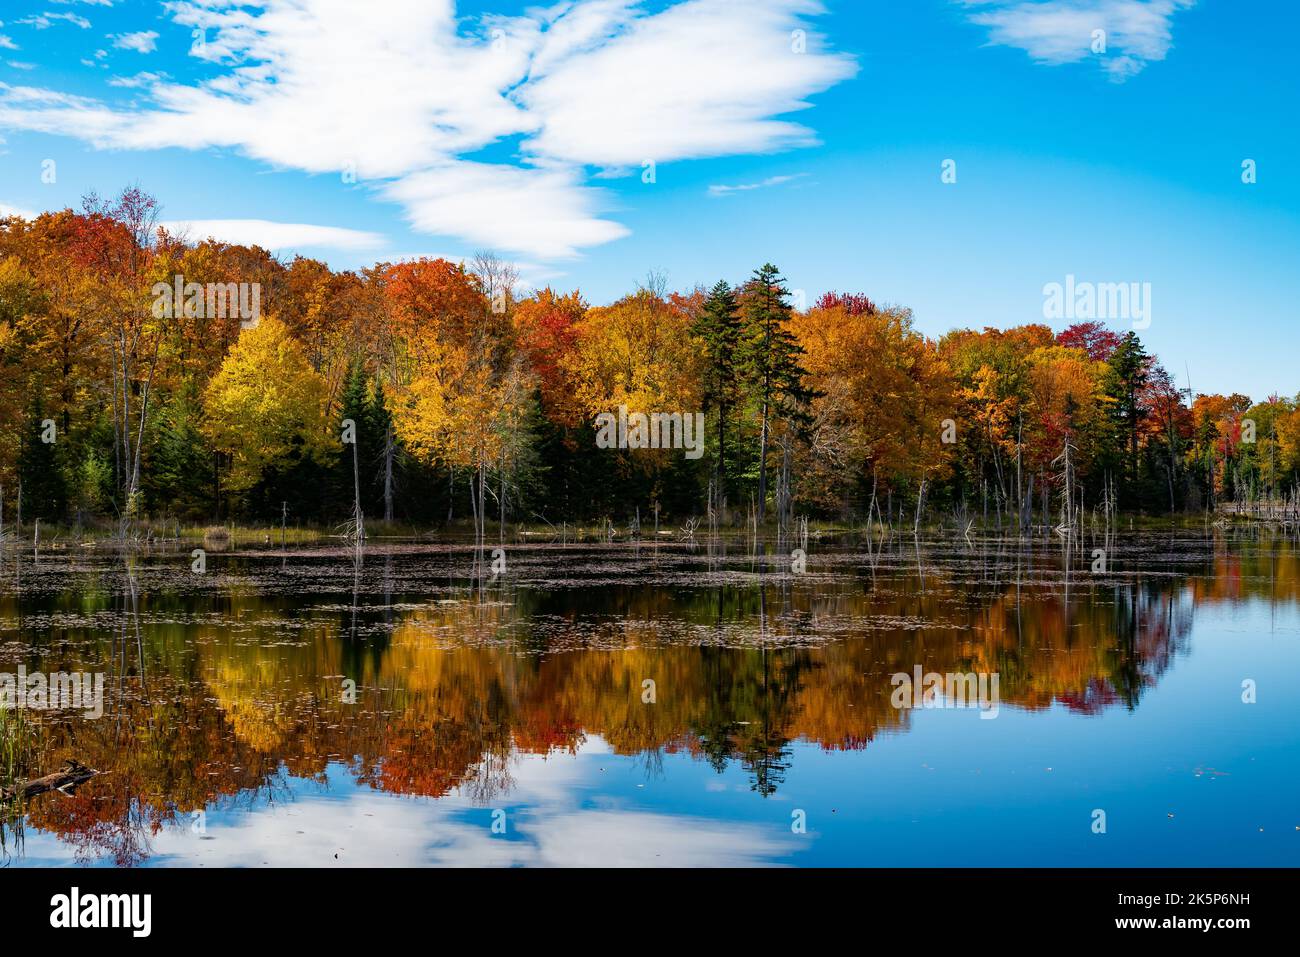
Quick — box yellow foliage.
[202,316,330,492]
[792,304,955,491]
[565,290,702,423]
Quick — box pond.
[1,529,1297,867]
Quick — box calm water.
[1,530,1297,867]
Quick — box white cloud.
[14,736,804,867]
[110,30,158,53]
[159,218,387,252]
[108,71,165,88]
[0,0,855,259]
[956,0,1195,80]
[0,35,18,51]
[383,161,628,260]
[518,1,855,169]
[381,251,561,292]
[0,81,126,140]
[17,12,93,29]
[0,201,39,218]
[708,173,806,196]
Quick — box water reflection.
[1,529,1297,866]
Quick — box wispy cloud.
[0,205,381,251]
[17,12,92,29]
[955,0,1195,80]
[708,173,806,196]
[107,71,165,88]
[382,161,628,261]
[0,0,855,259]
[158,218,386,252]
[382,251,561,293]
[109,30,158,53]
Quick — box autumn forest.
[1,187,1294,534]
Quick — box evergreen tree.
[694,280,743,508]
[17,391,66,523]
[369,378,398,522]
[337,361,383,518]
[1108,332,1150,492]
[146,381,211,519]
[739,264,814,523]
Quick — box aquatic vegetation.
[0,702,31,821]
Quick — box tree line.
[1,187,1295,533]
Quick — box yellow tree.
[77,188,166,515]
[791,302,954,518]
[0,255,49,492]
[1023,345,1111,474]
[202,317,330,498]
[938,325,1055,524]
[565,288,702,447]
[1276,403,1300,483]
[384,258,531,539]
[560,286,704,521]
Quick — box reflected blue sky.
[13,594,1297,868]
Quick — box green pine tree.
[146,381,211,520]
[17,391,67,523]
[739,264,815,523]
[1107,331,1150,493]
[337,360,376,520]
[368,377,399,521]
[694,280,743,508]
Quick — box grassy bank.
[0,509,1265,552]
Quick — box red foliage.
[380,257,484,342]
[513,287,587,419]
[1055,321,1122,362]
[815,291,876,315]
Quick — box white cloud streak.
[158,218,387,252]
[110,29,158,53]
[17,12,93,29]
[0,201,39,218]
[956,0,1195,80]
[0,0,855,259]
[708,173,806,196]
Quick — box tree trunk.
[383,422,394,522]
[351,432,364,541]
[756,397,770,524]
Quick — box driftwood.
[0,759,101,802]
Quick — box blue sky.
[0,0,1295,398]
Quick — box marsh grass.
[0,703,32,822]
[0,512,1216,558]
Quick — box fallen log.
[0,759,101,802]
